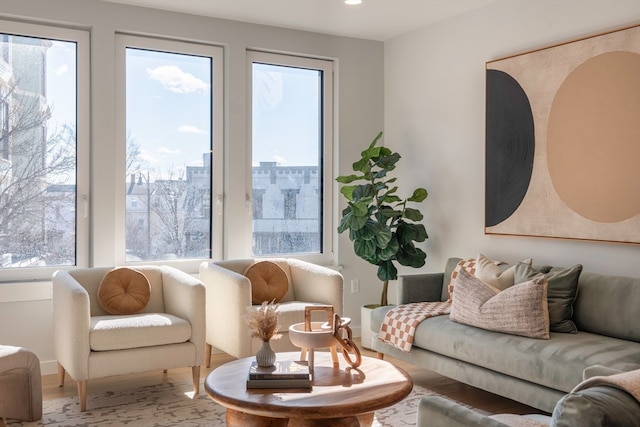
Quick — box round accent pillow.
[244,261,289,304]
[97,267,151,315]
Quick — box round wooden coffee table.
[205,351,413,426]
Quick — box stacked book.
[246,360,312,389]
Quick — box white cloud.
[147,65,209,94]
[139,148,160,164]
[178,125,207,135]
[157,147,181,155]
[273,155,287,165]
[55,64,69,77]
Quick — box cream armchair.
[52,266,205,412]
[199,258,343,365]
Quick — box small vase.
[256,340,276,367]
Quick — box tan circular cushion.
[97,268,151,315]
[244,261,289,304]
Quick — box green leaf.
[403,207,423,222]
[372,169,389,179]
[352,184,375,201]
[353,158,370,173]
[348,213,368,230]
[368,131,383,149]
[377,260,398,281]
[408,187,428,203]
[340,185,355,201]
[397,222,428,244]
[355,239,377,259]
[351,201,369,217]
[377,152,400,169]
[336,174,362,184]
[396,244,426,268]
[377,206,402,219]
[337,211,352,234]
[382,195,402,204]
[377,236,399,260]
[372,224,392,248]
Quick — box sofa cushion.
[475,253,532,291]
[97,267,151,315]
[245,261,289,304]
[573,271,640,342]
[514,263,582,333]
[90,313,191,351]
[450,267,550,339]
[552,386,640,427]
[371,309,640,393]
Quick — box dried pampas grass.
[245,300,281,342]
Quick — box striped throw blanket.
[377,301,452,352]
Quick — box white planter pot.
[360,305,375,350]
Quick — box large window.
[0,21,89,281]
[249,51,333,258]
[118,35,223,265]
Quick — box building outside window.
[249,51,334,258]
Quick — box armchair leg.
[205,343,212,368]
[1,417,6,427]
[376,352,384,360]
[58,362,65,387]
[77,380,87,412]
[192,366,200,395]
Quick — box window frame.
[0,19,89,283]
[115,34,224,272]
[247,50,335,265]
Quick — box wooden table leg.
[226,408,287,426]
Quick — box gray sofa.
[370,257,640,412]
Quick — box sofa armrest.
[199,261,253,358]
[287,259,344,316]
[418,396,512,427]
[398,272,444,304]
[52,270,91,381]
[161,266,206,365]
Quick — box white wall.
[0,0,384,374]
[385,0,640,278]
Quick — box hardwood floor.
[40,340,547,418]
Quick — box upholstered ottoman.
[0,346,43,423]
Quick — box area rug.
[8,380,472,426]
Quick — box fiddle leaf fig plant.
[337,131,428,307]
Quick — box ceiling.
[99,0,501,41]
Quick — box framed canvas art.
[485,24,640,244]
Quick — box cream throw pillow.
[450,267,550,339]
[474,253,532,291]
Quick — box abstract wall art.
[485,24,640,244]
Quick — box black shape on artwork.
[485,69,535,228]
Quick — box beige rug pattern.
[8,380,474,426]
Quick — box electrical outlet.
[351,279,360,294]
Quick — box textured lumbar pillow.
[450,267,550,339]
[514,262,583,333]
[97,267,151,315]
[474,253,532,291]
[244,261,289,304]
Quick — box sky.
[44,41,322,184]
